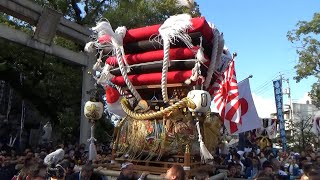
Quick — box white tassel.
[89,142,97,161]
[92,21,116,38]
[176,0,194,8]
[184,78,192,85]
[93,51,104,72]
[7,134,17,147]
[84,42,96,53]
[115,26,127,39]
[159,14,193,48]
[93,61,103,72]
[196,37,207,63]
[97,64,114,84]
[196,48,207,63]
[88,124,97,161]
[196,121,213,162]
[189,62,200,81]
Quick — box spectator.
[300,162,314,180]
[67,162,103,180]
[262,161,274,176]
[227,162,237,178]
[259,152,268,167]
[117,162,148,180]
[24,162,47,180]
[287,157,299,176]
[248,156,260,179]
[194,170,209,180]
[0,155,17,180]
[232,152,244,172]
[254,171,275,180]
[270,158,287,176]
[315,156,320,166]
[164,164,186,180]
[235,163,245,178]
[307,167,320,180]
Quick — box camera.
[44,148,66,178]
[47,164,66,178]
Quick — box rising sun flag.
[209,60,242,134]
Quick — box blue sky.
[196,0,319,117]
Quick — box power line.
[253,69,296,95]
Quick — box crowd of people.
[0,142,111,180]
[212,141,320,180]
[0,139,320,180]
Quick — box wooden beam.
[0,0,92,45]
[33,7,62,45]
[0,0,39,24]
[11,0,42,13]
[0,23,89,66]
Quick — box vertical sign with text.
[273,79,287,151]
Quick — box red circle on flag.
[240,98,248,116]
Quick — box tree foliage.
[103,0,201,29]
[287,13,320,107]
[0,39,83,137]
[286,115,316,152]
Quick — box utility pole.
[286,79,293,121]
[283,79,294,136]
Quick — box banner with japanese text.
[273,79,287,151]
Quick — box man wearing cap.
[117,162,149,180]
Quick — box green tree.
[0,40,83,138]
[287,13,320,107]
[103,0,201,29]
[286,115,315,152]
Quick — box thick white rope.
[115,47,142,101]
[105,81,126,97]
[90,21,141,101]
[214,33,225,71]
[203,29,220,89]
[120,46,130,73]
[161,38,170,102]
[111,59,199,71]
[112,26,142,101]
[159,14,193,102]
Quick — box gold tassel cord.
[120,97,196,120]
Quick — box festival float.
[84,10,237,176]
[254,118,277,150]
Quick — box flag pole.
[238,74,253,151]
[238,74,253,84]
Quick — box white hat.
[244,147,252,153]
[121,162,133,170]
[237,151,245,157]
